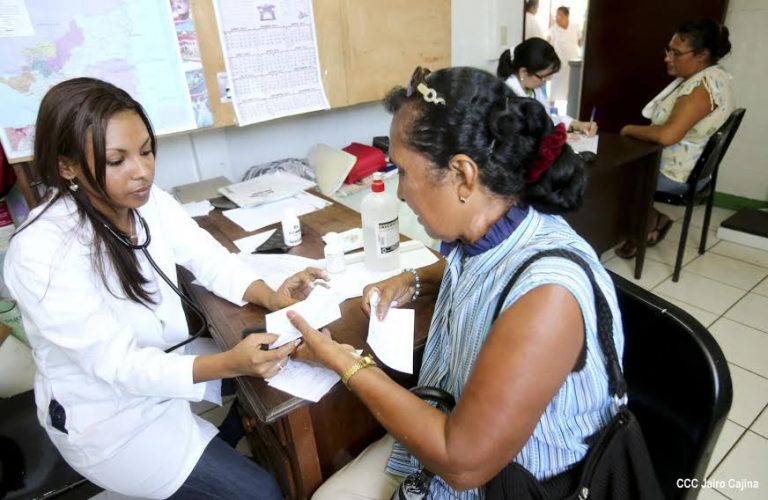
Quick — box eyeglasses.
[532,71,556,81]
[664,46,695,58]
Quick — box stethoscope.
[103,211,208,353]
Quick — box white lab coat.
[550,23,582,101]
[4,186,260,499]
[525,12,547,40]
[504,74,574,130]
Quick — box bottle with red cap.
[361,172,400,271]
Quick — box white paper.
[0,335,35,397]
[568,133,599,154]
[265,286,341,348]
[318,240,440,301]
[218,172,316,208]
[367,292,414,374]
[0,0,34,37]
[267,349,363,401]
[186,338,223,405]
[239,252,320,291]
[266,358,340,402]
[213,0,330,126]
[233,228,276,254]
[223,191,331,232]
[182,200,213,217]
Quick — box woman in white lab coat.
[497,38,597,136]
[3,78,325,499]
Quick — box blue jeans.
[656,172,710,195]
[168,437,282,500]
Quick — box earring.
[459,196,467,204]
[69,179,79,192]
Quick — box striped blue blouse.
[386,207,624,499]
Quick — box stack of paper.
[218,172,316,208]
[568,133,599,154]
[223,191,331,232]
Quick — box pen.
[589,106,596,124]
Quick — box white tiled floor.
[602,203,768,499]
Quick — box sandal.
[614,240,637,259]
[647,214,673,247]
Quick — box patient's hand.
[361,272,415,321]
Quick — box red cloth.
[526,123,568,184]
[342,143,387,184]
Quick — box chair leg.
[700,192,716,254]
[674,202,695,282]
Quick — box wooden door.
[579,0,729,132]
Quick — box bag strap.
[492,249,626,399]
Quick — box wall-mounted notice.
[213,0,329,126]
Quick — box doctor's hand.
[268,267,329,311]
[361,272,415,321]
[571,120,598,136]
[287,311,357,373]
[228,333,298,379]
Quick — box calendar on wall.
[213,0,329,126]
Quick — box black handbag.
[393,249,663,500]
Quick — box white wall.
[719,0,768,202]
[452,0,523,73]
[153,0,524,191]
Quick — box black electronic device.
[252,227,289,254]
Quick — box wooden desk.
[182,200,435,499]
[564,132,661,279]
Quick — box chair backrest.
[610,271,733,500]
[686,108,747,189]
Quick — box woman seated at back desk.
[497,38,598,136]
[287,66,624,499]
[616,18,733,258]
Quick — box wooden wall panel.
[190,0,236,128]
[342,0,451,105]
[312,0,349,108]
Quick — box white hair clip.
[416,82,446,105]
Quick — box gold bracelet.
[341,354,377,387]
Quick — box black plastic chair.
[654,108,746,282]
[611,271,733,499]
[0,391,101,499]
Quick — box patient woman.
[616,18,733,258]
[288,67,624,499]
[497,38,597,136]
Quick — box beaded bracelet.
[404,267,421,302]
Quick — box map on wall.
[0,0,202,162]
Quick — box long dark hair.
[497,38,561,81]
[18,77,157,304]
[385,67,586,214]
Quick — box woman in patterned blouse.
[616,18,733,259]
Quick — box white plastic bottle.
[323,231,346,274]
[281,208,302,247]
[361,173,400,271]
